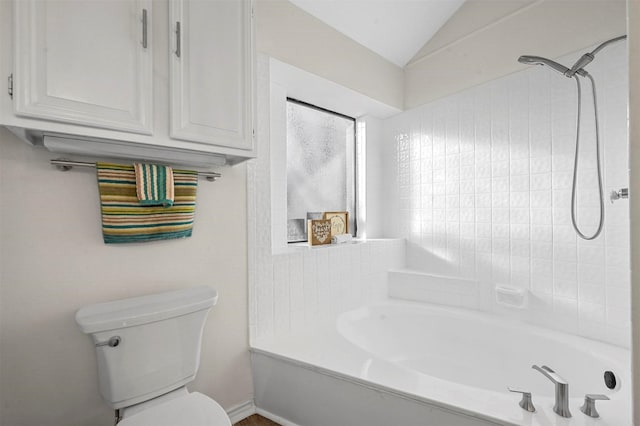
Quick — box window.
[286,99,356,243]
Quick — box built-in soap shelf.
[388,269,478,309]
[388,270,530,310]
[495,285,528,309]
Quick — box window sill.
[272,238,403,255]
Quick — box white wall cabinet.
[2,0,255,165]
[14,0,153,134]
[170,0,253,150]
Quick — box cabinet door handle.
[142,9,148,49]
[175,21,181,58]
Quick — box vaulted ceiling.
[288,0,466,67]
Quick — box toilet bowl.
[75,287,231,426]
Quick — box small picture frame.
[323,211,349,236]
[307,219,332,246]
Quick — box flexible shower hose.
[570,74,604,240]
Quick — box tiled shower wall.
[248,56,404,342]
[383,42,630,347]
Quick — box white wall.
[384,42,630,347]
[404,0,627,109]
[360,116,385,239]
[255,0,404,111]
[0,129,252,426]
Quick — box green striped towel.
[133,162,175,207]
[97,163,198,244]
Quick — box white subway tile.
[510,175,530,192]
[492,192,510,208]
[510,192,530,208]
[492,177,510,193]
[554,261,577,282]
[554,279,578,299]
[531,225,553,242]
[553,225,577,244]
[492,224,510,239]
[511,158,530,176]
[510,208,530,224]
[510,224,530,240]
[578,283,605,304]
[531,208,552,225]
[530,156,552,173]
[476,179,491,194]
[460,179,475,194]
[531,242,553,260]
[605,264,630,288]
[476,208,492,223]
[511,240,530,258]
[578,244,605,265]
[606,306,630,328]
[530,173,552,191]
[606,285,630,309]
[554,243,577,262]
[531,191,552,208]
[578,263,606,285]
[492,208,510,224]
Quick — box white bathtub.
[252,301,631,426]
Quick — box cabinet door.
[170,0,254,150]
[14,0,153,134]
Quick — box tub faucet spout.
[532,365,571,418]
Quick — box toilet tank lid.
[75,287,218,334]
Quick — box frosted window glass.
[286,100,355,242]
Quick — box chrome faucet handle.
[580,394,609,418]
[508,387,536,412]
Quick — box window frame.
[285,97,358,243]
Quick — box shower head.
[518,55,570,76]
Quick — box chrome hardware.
[96,336,121,348]
[175,21,181,58]
[580,394,609,418]
[7,73,13,99]
[142,9,148,49]
[532,365,571,418]
[610,188,629,203]
[49,159,221,181]
[508,387,535,412]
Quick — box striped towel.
[133,163,175,207]
[97,163,198,244]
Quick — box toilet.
[75,286,232,426]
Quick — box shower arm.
[591,35,627,55]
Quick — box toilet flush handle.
[95,336,121,348]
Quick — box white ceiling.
[289,0,466,67]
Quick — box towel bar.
[50,159,221,181]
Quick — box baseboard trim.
[227,400,256,424]
[255,408,301,426]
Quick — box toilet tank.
[75,287,218,409]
